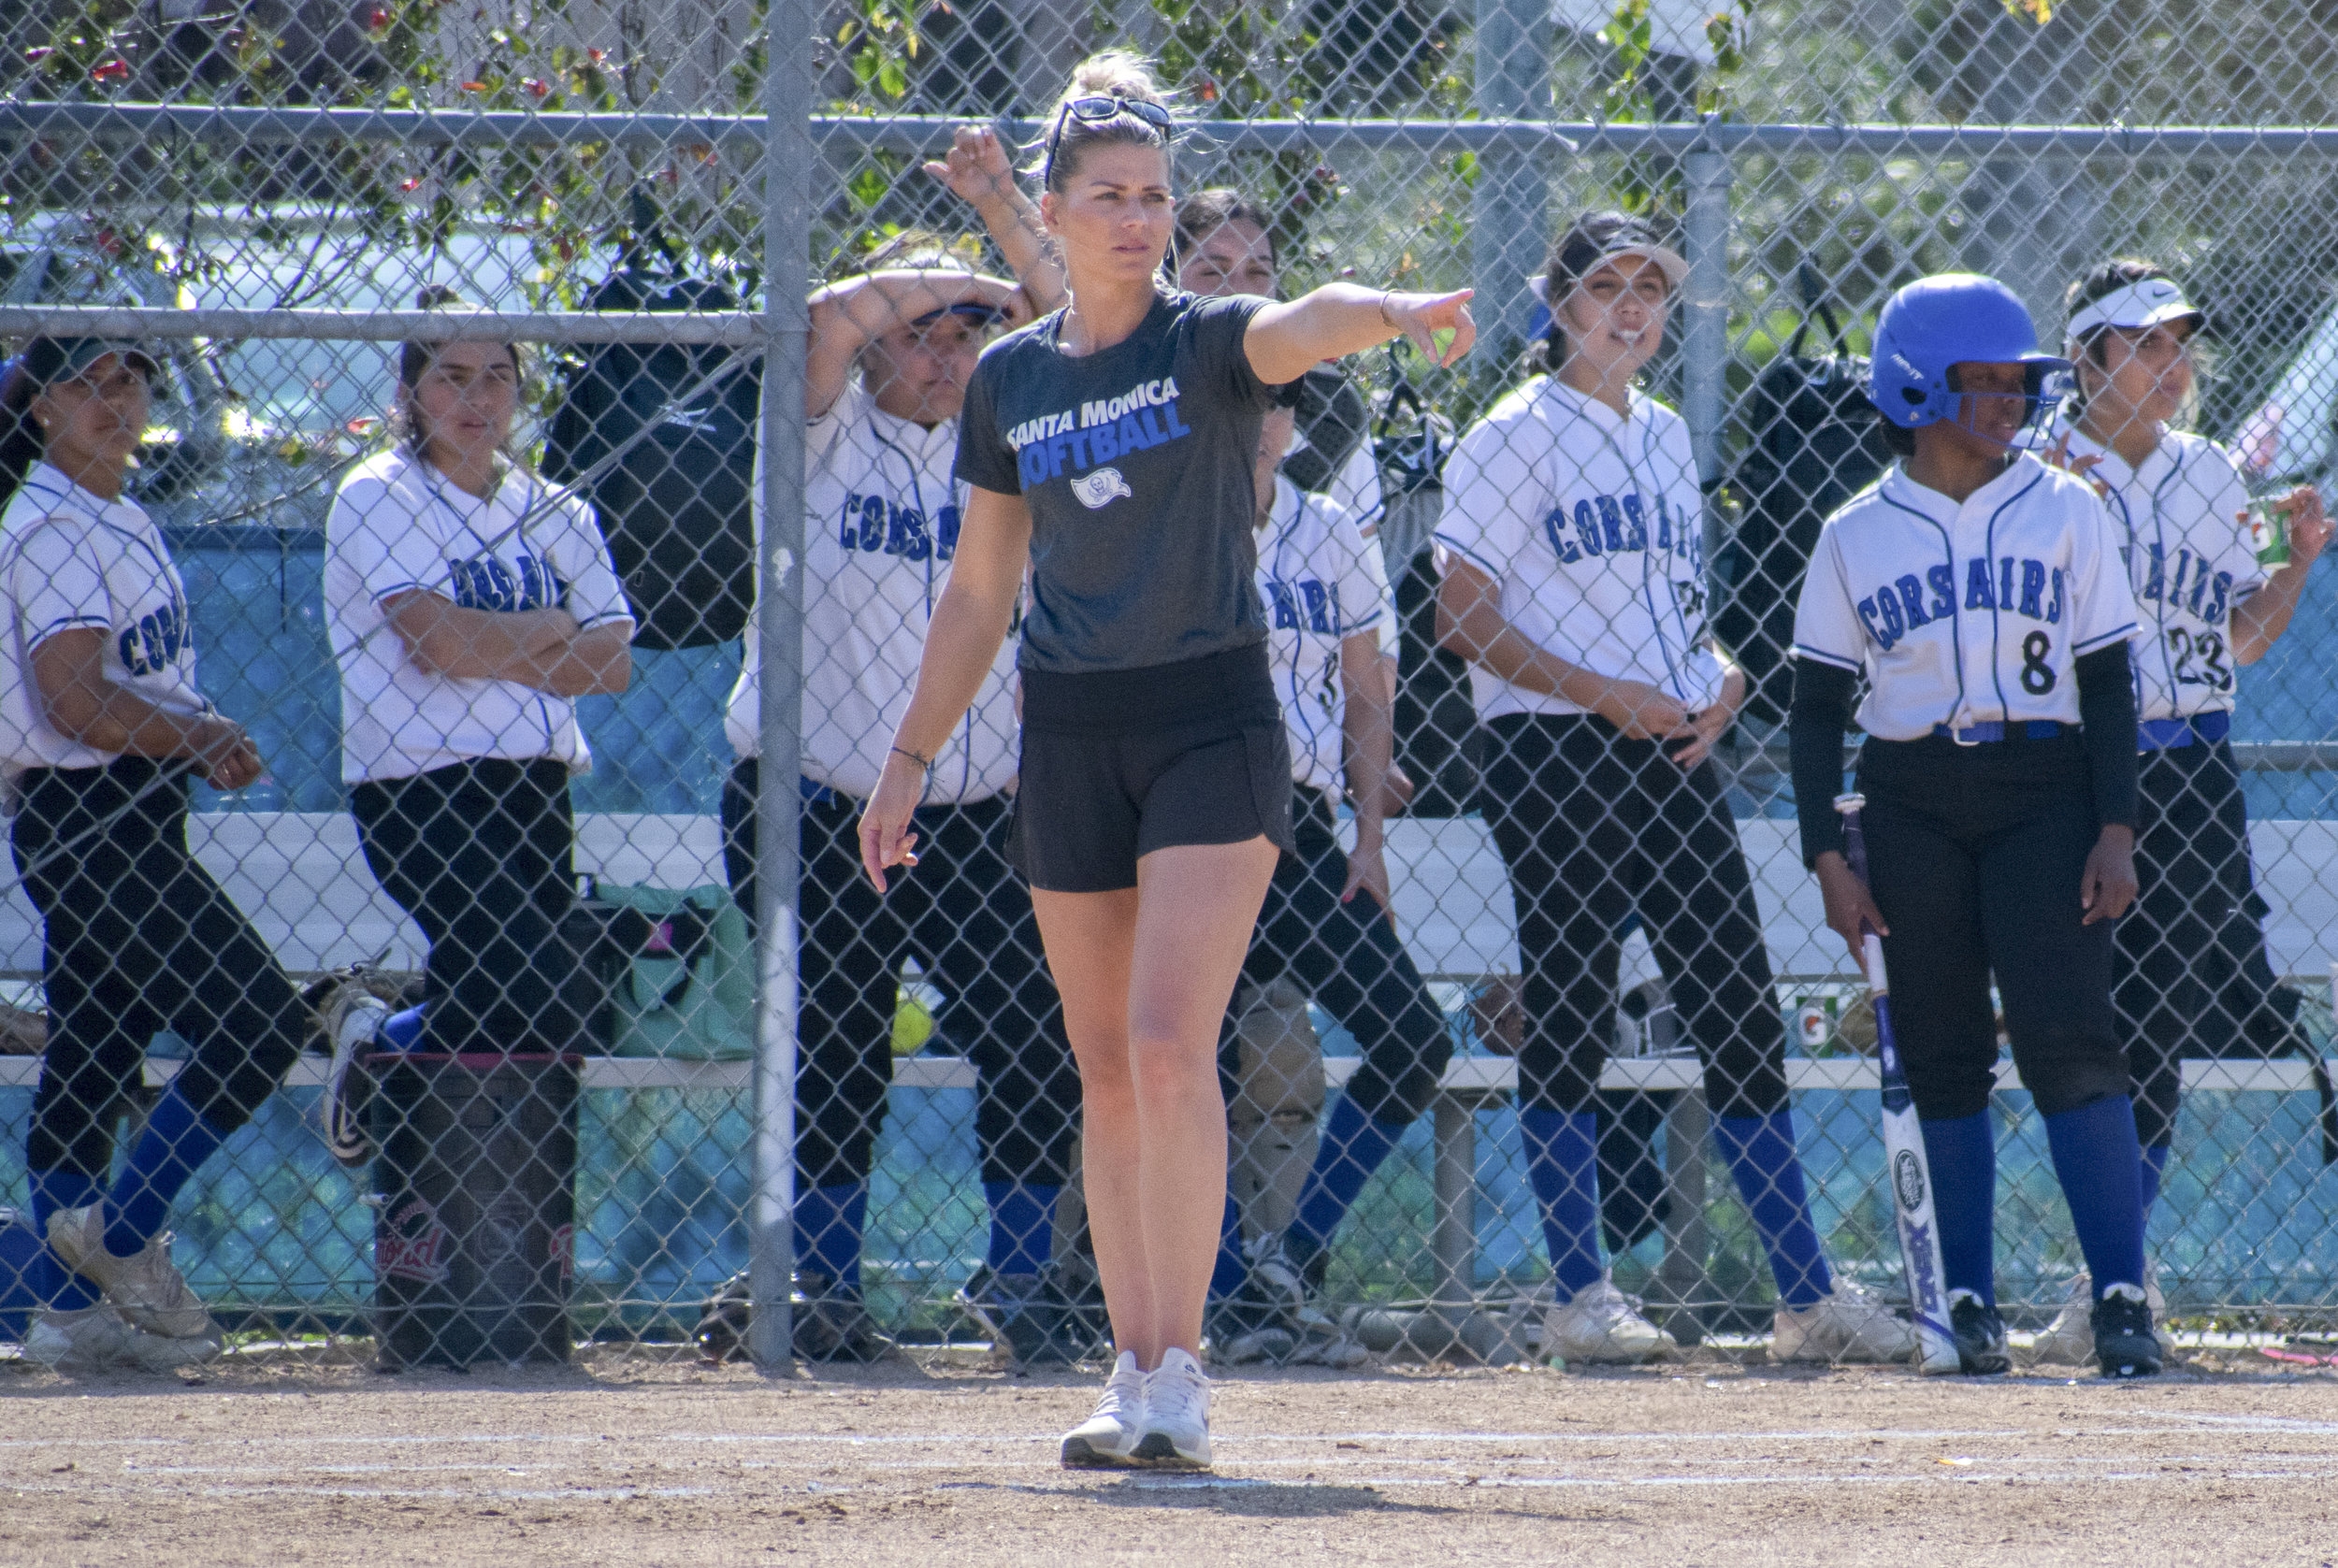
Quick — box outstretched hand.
[1383,288,1477,367]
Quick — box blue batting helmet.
[1869,274,2070,430]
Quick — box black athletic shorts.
[1010,643,1297,893]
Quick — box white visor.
[2064,277,2202,346]
[1527,244,1691,305]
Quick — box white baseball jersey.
[1792,455,2139,741]
[0,463,212,774]
[325,445,634,784]
[1434,378,1720,723]
[725,381,1019,802]
[1256,474,1390,796]
[2057,425,2263,724]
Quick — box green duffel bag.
[584,880,756,1061]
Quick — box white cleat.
[46,1206,214,1340]
[1771,1280,1920,1363]
[1133,1347,1213,1470]
[23,1305,136,1371]
[320,986,389,1167]
[1542,1278,1678,1365]
[1061,1350,1147,1469]
[22,1304,219,1373]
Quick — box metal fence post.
[1473,0,1553,363]
[750,0,816,1372]
[1681,141,1733,576]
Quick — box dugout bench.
[0,807,2330,1323]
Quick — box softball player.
[720,210,1084,1366]
[860,50,1472,1469]
[1438,209,1908,1367]
[1211,398,1449,1361]
[1790,272,2161,1378]
[2031,261,2331,1361]
[324,296,632,1078]
[0,338,310,1371]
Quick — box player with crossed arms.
[1789,273,2161,1378]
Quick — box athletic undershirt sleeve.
[951,351,1019,496]
[1788,656,1858,867]
[2075,640,2140,831]
[13,523,114,644]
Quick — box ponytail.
[0,354,44,516]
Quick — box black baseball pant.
[723,759,1079,1191]
[15,759,308,1182]
[2115,736,2289,1150]
[1479,713,1791,1120]
[1856,733,2129,1120]
[351,756,586,1056]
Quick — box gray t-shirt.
[954,290,1276,674]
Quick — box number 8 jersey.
[2056,425,2263,723]
[1791,453,2137,740]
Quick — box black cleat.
[2091,1283,2163,1378]
[790,1270,893,1363]
[1949,1290,2012,1375]
[957,1265,1084,1366]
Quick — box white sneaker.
[1771,1281,1919,1363]
[21,1304,216,1373]
[46,1206,213,1339]
[2032,1271,2173,1362]
[321,987,388,1168]
[1133,1347,1212,1469]
[23,1305,136,1370]
[1061,1350,1147,1468]
[1542,1277,1677,1365]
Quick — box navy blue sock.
[29,1168,102,1311]
[982,1182,1058,1277]
[1209,1193,1246,1300]
[1289,1096,1405,1259]
[2043,1096,2148,1297]
[793,1182,867,1291]
[1520,1107,1605,1303]
[2140,1143,2169,1221]
[1715,1112,1834,1307]
[105,1086,227,1259]
[1919,1113,1998,1306]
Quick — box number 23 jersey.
[1792,453,2137,741]
[2056,426,2263,724]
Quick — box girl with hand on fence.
[1437,210,1911,1368]
[1791,273,2160,1379]
[2030,261,2331,1364]
[859,50,1472,1470]
[321,291,632,1126]
[719,206,1082,1367]
[0,338,312,1372]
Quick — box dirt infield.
[3,1345,2334,1567]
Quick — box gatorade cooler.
[369,1052,580,1370]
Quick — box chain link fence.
[4,0,2338,1373]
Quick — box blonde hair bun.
[1064,50,1169,108]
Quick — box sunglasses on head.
[1042,94,1176,186]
